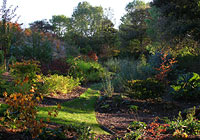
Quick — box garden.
[0,0,200,139]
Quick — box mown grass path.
[38,88,107,134]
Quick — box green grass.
[38,88,108,134]
[0,88,107,134]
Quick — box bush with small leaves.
[68,57,107,83]
[125,78,165,99]
[43,74,80,94]
[9,60,40,83]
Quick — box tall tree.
[0,0,18,69]
[29,19,53,33]
[64,2,105,53]
[151,0,200,43]
[71,2,104,37]
[119,0,150,57]
[50,15,70,38]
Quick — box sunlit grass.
[38,88,107,134]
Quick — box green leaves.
[170,72,200,100]
[43,74,80,94]
[125,78,165,99]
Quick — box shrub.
[40,58,70,75]
[2,91,46,138]
[0,68,9,94]
[38,124,95,140]
[0,78,61,139]
[5,81,32,96]
[9,60,40,83]
[112,58,156,92]
[104,58,120,73]
[43,74,80,94]
[170,72,200,101]
[125,78,165,99]
[143,118,169,140]
[154,51,177,83]
[102,73,114,97]
[68,57,107,83]
[165,108,200,138]
[124,121,146,140]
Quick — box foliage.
[0,50,4,66]
[63,1,119,55]
[29,19,53,33]
[154,51,177,83]
[170,72,200,101]
[11,29,53,63]
[165,107,200,138]
[102,73,114,97]
[125,78,165,99]
[5,81,32,96]
[129,105,139,112]
[143,118,169,140]
[43,74,80,94]
[0,67,8,94]
[40,58,70,75]
[38,124,95,140]
[50,15,70,38]
[68,57,107,83]
[124,121,146,140]
[119,0,151,58]
[71,1,103,37]
[113,58,155,92]
[1,91,45,138]
[175,47,200,73]
[145,6,161,42]
[151,0,200,42]
[9,60,40,83]
[104,58,120,73]
[0,0,18,69]
[0,75,61,138]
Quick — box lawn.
[38,88,107,134]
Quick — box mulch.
[95,93,200,140]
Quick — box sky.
[3,0,152,28]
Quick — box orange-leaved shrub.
[1,81,61,138]
[154,51,177,84]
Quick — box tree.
[50,15,70,38]
[92,18,119,54]
[0,0,18,69]
[71,2,104,37]
[145,6,161,42]
[119,0,151,57]
[64,2,105,53]
[29,19,53,33]
[151,0,200,43]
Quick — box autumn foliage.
[0,78,61,138]
[88,51,98,61]
[154,51,177,83]
[143,118,170,140]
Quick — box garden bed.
[1,86,200,139]
[95,93,200,139]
